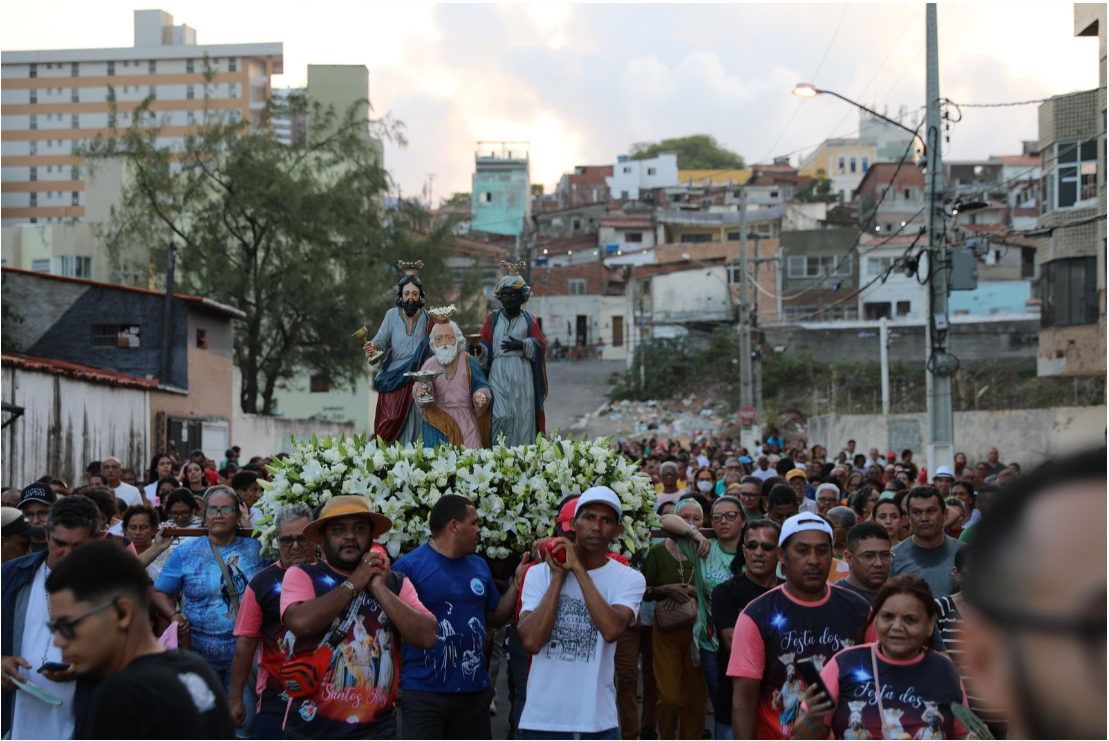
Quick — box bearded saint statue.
[411,307,492,448]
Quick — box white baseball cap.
[575,486,623,520]
[934,465,955,479]
[778,512,834,547]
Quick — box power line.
[757,3,851,164]
[944,87,1103,108]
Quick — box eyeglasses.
[206,505,236,516]
[817,497,839,505]
[711,511,740,523]
[46,598,117,640]
[277,535,311,548]
[744,540,778,552]
[852,550,895,564]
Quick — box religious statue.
[479,261,548,446]
[411,306,492,448]
[362,260,434,446]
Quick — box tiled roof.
[600,218,652,228]
[1,354,160,390]
[1,267,245,319]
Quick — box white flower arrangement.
[254,433,658,561]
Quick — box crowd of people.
[0,434,1103,740]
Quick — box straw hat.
[302,495,392,544]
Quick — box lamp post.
[791,84,924,153]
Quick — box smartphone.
[796,657,832,700]
[38,661,71,674]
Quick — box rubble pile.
[595,393,737,438]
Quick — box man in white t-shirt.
[517,487,646,739]
[100,457,143,507]
[750,455,776,482]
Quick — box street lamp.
[792,83,924,154]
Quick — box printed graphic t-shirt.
[518,560,646,734]
[153,536,266,669]
[690,540,738,651]
[233,560,290,714]
[279,560,433,739]
[815,642,968,740]
[393,543,500,693]
[727,583,871,739]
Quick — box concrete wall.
[526,294,628,360]
[1,365,151,488]
[807,405,1105,468]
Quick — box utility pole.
[924,2,954,475]
[738,187,755,451]
[425,172,436,209]
[160,241,176,386]
[879,316,890,415]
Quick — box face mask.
[697,480,714,493]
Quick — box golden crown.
[500,260,526,276]
[428,305,457,324]
[397,259,424,276]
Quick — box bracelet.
[340,580,356,594]
[802,713,826,733]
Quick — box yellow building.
[676,169,752,187]
[798,139,876,203]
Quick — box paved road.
[543,359,626,439]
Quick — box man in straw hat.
[413,306,492,449]
[279,496,437,739]
[363,260,435,446]
[478,261,548,447]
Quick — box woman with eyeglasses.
[710,518,784,740]
[151,485,266,699]
[685,496,745,721]
[795,575,969,740]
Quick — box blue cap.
[739,456,753,464]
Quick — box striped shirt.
[935,594,1008,737]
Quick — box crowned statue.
[410,306,493,449]
[479,261,548,446]
[363,260,434,446]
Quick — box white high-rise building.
[0,9,283,227]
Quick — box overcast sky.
[3,2,1101,201]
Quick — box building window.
[149,59,156,74]
[572,218,582,230]
[787,255,852,278]
[29,167,37,182]
[71,114,78,129]
[626,232,643,243]
[896,300,911,316]
[29,63,37,79]
[1042,256,1097,326]
[868,255,897,276]
[229,83,238,99]
[187,111,196,125]
[92,324,141,348]
[754,222,773,237]
[30,142,37,155]
[29,193,37,207]
[849,157,857,173]
[864,302,892,320]
[479,191,492,203]
[186,58,195,73]
[55,256,91,278]
[71,88,78,102]
[70,62,78,77]
[107,61,115,76]
[568,279,587,296]
[70,166,79,179]
[837,156,845,174]
[196,329,209,349]
[29,115,37,130]
[1055,140,1098,208]
[229,57,237,72]
[71,191,79,206]
[647,167,656,176]
[680,233,713,243]
[862,157,869,172]
[623,166,632,174]
[148,85,156,99]
[31,258,51,273]
[29,89,37,104]
[310,374,330,393]
[186,85,195,100]
[620,190,629,199]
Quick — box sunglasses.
[47,598,117,640]
[711,511,741,523]
[277,535,311,548]
[744,540,778,552]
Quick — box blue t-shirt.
[393,543,500,693]
[153,536,265,669]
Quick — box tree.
[82,69,462,415]
[441,192,471,208]
[795,168,839,204]
[628,134,745,170]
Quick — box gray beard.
[434,343,459,366]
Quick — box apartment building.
[1,9,283,228]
